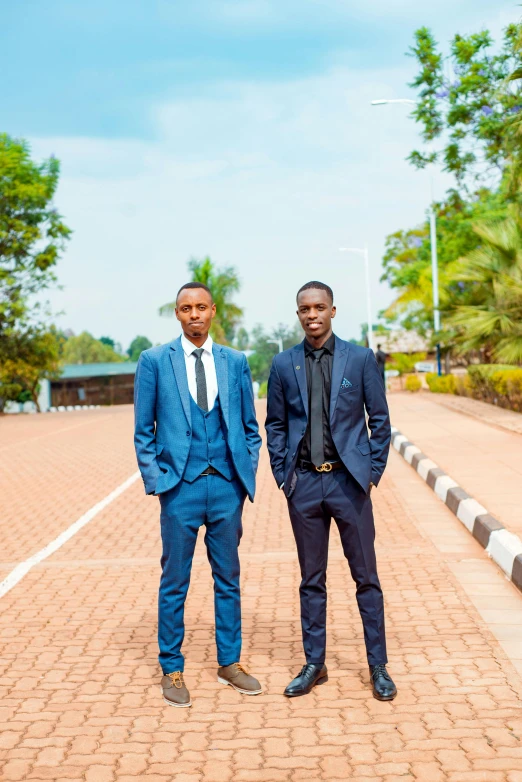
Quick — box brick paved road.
[1,404,522,781]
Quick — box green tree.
[247,322,303,384]
[235,327,250,352]
[62,331,125,364]
[0,134,71,339]
[100,336,115,349]
[446,206,522,363]
[127,335,152,361]
[0,326,63,412]
[159,257,243,344]
[381,189,506,333]
[408,24,522,190]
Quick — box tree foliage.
[247,322,303,384]
[160,257,243,344]
[381,188,506,333]
[446,205,522,363]
[0,134,71,411]
[408,24,522,189]
[127,335,152,361]
[0,134,71,337]
[62,331,125,364]
[0,326,63,411]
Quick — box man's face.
[175,288,216,339]
[296,288,336,341]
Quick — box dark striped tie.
[193,348,208,412]
[310,349,325,468]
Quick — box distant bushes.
[427,365,522,412]
[405,375,422,392]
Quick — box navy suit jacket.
[265,336,391,497]
[134,337,262,501]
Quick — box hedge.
[427,365,522,412]
[405,375,422,392]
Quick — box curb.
[391,426,522,593]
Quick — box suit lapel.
[169,338,191,427]
[293,342,308,417]
[214,343,229,428]
[330,336,350,421]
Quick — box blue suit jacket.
[134,337,262,501]
[265,336,391,496]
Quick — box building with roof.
[49,362,138,410]
[3,362,139,414]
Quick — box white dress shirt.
[181,333,219,411]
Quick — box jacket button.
[186,431,190,436]
[208,439,212,443]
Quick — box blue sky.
[1,0,518,347]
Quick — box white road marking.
[0,471,141,598]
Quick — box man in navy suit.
[266,281,397,701]
[134,282,263,707]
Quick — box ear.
[175,308,181,323]
[331,306,337,319]
[211,302,217,319]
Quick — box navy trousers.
[158,474,246,673]
[287,467,387,667]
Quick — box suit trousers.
[287,467,387,667]
[158,473,246,673]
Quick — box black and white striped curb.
[391,426,522,593]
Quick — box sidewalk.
[1,403,522,781]
[388,391,522,539]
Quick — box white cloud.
[30,61,456,348]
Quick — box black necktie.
[310,348,325,468]
[193,348,208,412]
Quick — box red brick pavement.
[1,403,522,781]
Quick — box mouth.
[307,323,322,330]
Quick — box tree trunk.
[31,386,41,413]
[444,350,451,375]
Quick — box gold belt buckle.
[316,462,333,473]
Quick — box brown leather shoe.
[161,671,191,707]
[217,663,263,695]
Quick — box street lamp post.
[371,98,442,375]
[338,246,374,352]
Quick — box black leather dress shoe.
[370,664,397,701]
[284,664,328,697]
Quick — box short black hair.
[296,280,334,304]
[176,281,213,303]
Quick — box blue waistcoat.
[183,395,235,482]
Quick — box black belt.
[297,460,345,473]
[200,465,221,476]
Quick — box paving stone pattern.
[1,404,522,781]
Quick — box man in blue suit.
[266,281,397,701]
[134,282,263,707]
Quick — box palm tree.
[159,257,243,345]
[447,205,522,363]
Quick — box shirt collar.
[304,332,336,356]
[181,333,214,357]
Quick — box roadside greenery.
[62,331,126,364]
[247,322,303,384]
[426,365,522,412]
[382,20,522,367]
[0,134,71,411]
[127,335,152,362]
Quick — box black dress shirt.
[299,332,340,463]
